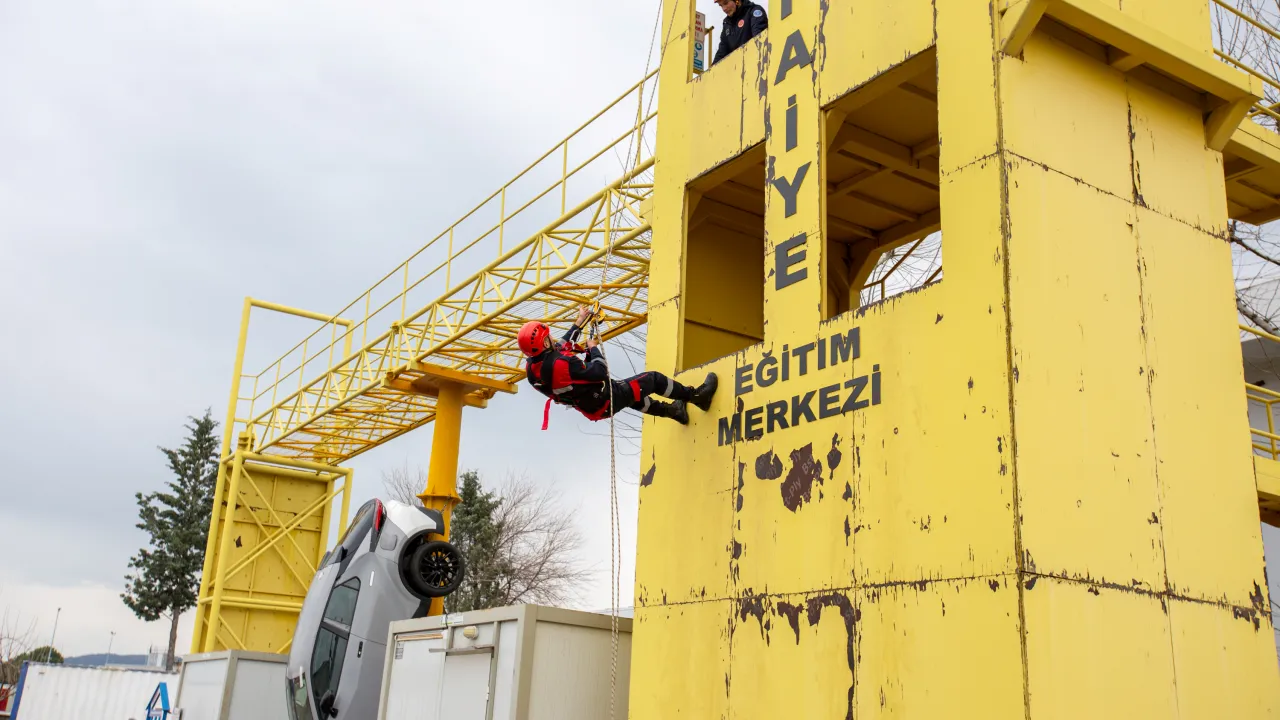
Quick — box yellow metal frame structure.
[1244,324,1280,461]
[228,71,658,464]
[192,298,356,653]
[194,74,658,652]
[1242,324,1280,528]
[1213,0,1280,124]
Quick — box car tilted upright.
[286,499,465,720]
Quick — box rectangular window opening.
[682,144,768,370]
[824,49,943,319]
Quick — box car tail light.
[373,499,385,532]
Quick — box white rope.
[596,4,663,718]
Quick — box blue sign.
[146,682,171,720]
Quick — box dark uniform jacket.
[713,1,768,65]
[526,324,611,417]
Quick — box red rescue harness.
[531,347,613,429]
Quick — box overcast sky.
[1,0,1277,663]
[0,0,677,658]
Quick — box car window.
[322,579,360,628]
[310,627,348,711]
[330,501,376,565]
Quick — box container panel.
[228,659,288,720]
[439,652,492,720]
[174,658,227,720]
[489,621,519,720]
[383,632,446,720]
[528,622,631,720]
[13,664,177,720]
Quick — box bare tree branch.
[1232,225,1280,267]
[1,606,39,696]
[382,463,426,507]
[1241,295,1280,335]
[1214,2,1280,330]
[487,473,592,608]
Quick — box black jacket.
[713,1,768,65]
[525,324,611,415]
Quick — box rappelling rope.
[595,3,665,718]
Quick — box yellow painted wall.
[633,0,1280,716]
[192,456,338,654]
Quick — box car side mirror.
[319,690,337,717]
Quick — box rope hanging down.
[593,2,666,717]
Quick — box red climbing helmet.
[517,320,552,357]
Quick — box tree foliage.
[381,468,591,612]
[122,410,220,670]
[8,647,63,667]
[446,471,508,613]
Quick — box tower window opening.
[824,49,942,318]
[682,144,768,370]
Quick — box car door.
[309,577,360,717]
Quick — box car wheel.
[403,541,465,598]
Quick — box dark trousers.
[607,372,693,416]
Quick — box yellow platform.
[1227,120,1280,225]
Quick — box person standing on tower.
[712,0,769,66]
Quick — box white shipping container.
[174,651,288,720]
[378,605,632,720]
[10,663,176,720]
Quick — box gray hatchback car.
[286,498,464,720]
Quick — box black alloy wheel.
[405,541,465,598]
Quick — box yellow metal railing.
[1212,0,1280,125]
[1242,324,1280,460]
[230,70,659,462]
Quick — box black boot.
[645,399,689,425]
[690,373,719,412]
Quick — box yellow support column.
[631,0,1278,717]
[418,380,465,616]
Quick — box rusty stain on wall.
[755,449,784,480]
[780,444,824,512]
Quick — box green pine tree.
[122,410,220,671]
[444,471,510,613]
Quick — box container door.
[383,633,446,719]
[438,651,493,720]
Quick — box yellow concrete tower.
[631,0,1280,716]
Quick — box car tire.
[403,540,465,598]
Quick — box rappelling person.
[518,306,718,427]
[712,0,769,66]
